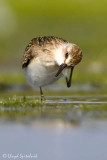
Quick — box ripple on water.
[45,95,107,104]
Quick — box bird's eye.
[65,52,69,58]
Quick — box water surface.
[0,95,107,160]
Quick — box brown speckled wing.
[22,36,68,68]
[22,38,38,68]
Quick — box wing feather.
[22,36,68,68]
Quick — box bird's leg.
[66,66,74,88]
[40,87,45,102]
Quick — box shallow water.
[0,117,107,160]
[45,95,107,104]
[0,95,107,160]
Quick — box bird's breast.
[24,59,62,87]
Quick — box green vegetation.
[0,95,107,108]
[0,96,40,107]
[0,96,107,119]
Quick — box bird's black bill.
[55,63,67,77]
[66,66,74,88]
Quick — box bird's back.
[22,36,68,69]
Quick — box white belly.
[24,60,63,88]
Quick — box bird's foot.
[41,94,45,102]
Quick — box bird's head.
[64,43,82,67]
[55,43,82,77]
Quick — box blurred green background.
[0,0,107,92]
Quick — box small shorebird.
[22,36,82,101]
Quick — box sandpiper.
[22,36,82,101]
